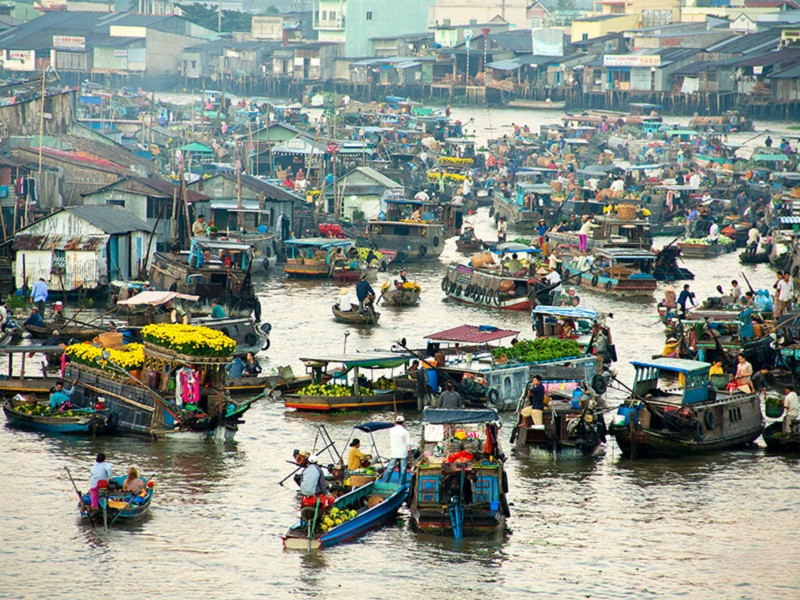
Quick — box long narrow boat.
[78,475,155,526]
[3,397,116,434]
[282,481,407,550]
[283,352,415,412]
[561,248,657,297]
[332,304,380,325]
[762,421,800,452]
[609,358,764,457]
[410,408,509,538]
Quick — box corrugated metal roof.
[13,234,106,251]
[424,325,520,343]
[65,205,149,234]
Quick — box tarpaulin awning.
[424,324,519,343]
[354,422,395,433]
[179,142,213,153]
[118,291,200,306]
[531,306,598,320]
[490,243,541,255]
[631,358,710,374]
[422,407,500,424]
[753,154,790,162]
[299,352,410,369]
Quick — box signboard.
[603,54,661,68]
[53,35,85,50]
[114,49,128,58]
[9,50,33,62]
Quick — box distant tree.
[265,5,280,14]
[556,0,576,10]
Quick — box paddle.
[108,476,152,528]
[65,466,94,528]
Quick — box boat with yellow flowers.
[63,324,262,442]
[379,280,421,307]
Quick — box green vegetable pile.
[511,238,532,246]
[491,338,582,363]
[682,235,733,246]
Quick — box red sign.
[481,28,491,39]
[326,142,340,155]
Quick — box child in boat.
[122,467,146,494]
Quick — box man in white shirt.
[610,178,624,192]
[413,190,430,203]
[689,172,702,188]
[776,272,794,317]
[382,415,411,485]
[545,266,563,302]
[462,177,472,198]
[89,453,113,510]
[708,221,719,243]
[783,385,799,434]
[496,216,507,242]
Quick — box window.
[53,249,66,273]
[108,199,124,207]
[366,11,373,20]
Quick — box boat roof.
[118,291,199,306]
[354,421,395,433]
[299,352,409,369]
[284,237,353,248]
[190,237,251,251]
[491,242,540,254]
[422,407,500,424]
[595,247,656,260]
[425,324,519,343]
[531,305,598,320]
[517,182,554,194]
[631,358,711,374]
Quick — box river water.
[3,102,800,599]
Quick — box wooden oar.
[65,466,94,528]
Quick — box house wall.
[314,0,347,42]
[571,15,638,41]
[0,91,74,137]
[146,29,203,75]
[344,0,432,58]
[16,248,104,291]
[430,0,527,27]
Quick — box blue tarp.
[422,407,500,424]
[355,421,395,433]
[631,358,710,374]
[531,306,598,320]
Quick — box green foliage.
[177,2,255,32]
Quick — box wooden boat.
[64,329,261,443]
[609,358,764,457]
[282,481,407,550]
[410,408,509,538]
[21,323,106,341]
[148,237,259,318]
[3,396,116,434]
[513,398,607,457]
[455,237,484,253]
[562,248,657,297]
[78,475,155,526]
[507,99,565,110]
[283,353,416,412]
[548,214,654,252]
[492,182,553,231]
[676,240,735,259]
[739,249,771,264]
[283,238,357,279]
[652,246,694,281]
[332,304,380,325]
[762,421,800,453]
[379,287,420,307]
[364,199,454,262]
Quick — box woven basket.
[617,204,637,220]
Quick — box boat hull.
[284,392,415,412]
[763,421,800,452]
[332,305,380,324]
[3,399,115,435]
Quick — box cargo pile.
[66,342,144,372]
[319,507,358,532]
[491,338,582,363]
[297,383,375,396]
[141,324,236,357]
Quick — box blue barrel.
[571,388,583,409]
[426,368,438,391]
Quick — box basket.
[710,374,729,390]
[617,204,637,220]
[765,398,784,419]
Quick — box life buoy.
[488,388,500,405]
[419,245,428,257]
[704,410,715,430]
[485,289,495,303]
[591,374,607,395]
[591,274,599,287]
[456,285,463,296]
[473,287,482,302]
[441,276,450,292]
[501,471,509,494]
[262,257,271,271]
[449,281,457,295]
[693,421,706,442]
[465,284,474,296]
[604,281,612,292]
[253,300,262,322]
[262,337,271,351]
[396,251,406,262]
[494,291,502,305]
[433,236,440,247]
[245,333,258,346]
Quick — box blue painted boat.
[78,475,155,526]
[3,397,116,435]
[282,481,407,550]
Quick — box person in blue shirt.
[30,277,48,317]
[23,306,44,328]
[50,378,77,412]
[225,357,245,379]
[356,274,375,312]
[210,299,227,319]
[536,219,549,249]
[677,284,696,317]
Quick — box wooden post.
[236,163,244,230]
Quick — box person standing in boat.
[88,453,113,512]
[356,274,376,313]
[439,381,462,408]
[191,214,206,238]
[782,385,799,434]
[775,271,794,318]
[735,355,754,391]
[30,277,48,317]
[497,216,507,243]
[382,415,411,485]
[521,375,545,426]
[677,284,696,317]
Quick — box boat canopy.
[284,237,353,248]
[424,324,519,343]
[753,153,790,162]
[531,305,598,320]
[517,182,554,194]
[300,352,410,369]
[595,247,656,261]
[631,358,711,374]
[190,237,252,252]
[118,291,199,306]
[355,421,395,433]
[422,407,500,424]
[490,242,540,255]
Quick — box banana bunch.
[319,507,359,532]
